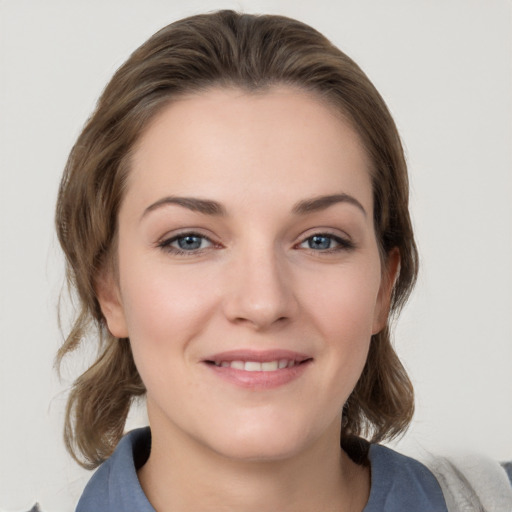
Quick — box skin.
[98,86,399,512]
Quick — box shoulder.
[365,444,448,512]
[75,427,154,512]
[367,445,512,512]
[423,452,512,512]
[503,461,512,485]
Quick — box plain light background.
[1,0,511,510]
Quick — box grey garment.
[76,427,448,512]
[425,455,512,512]
[502,462,512,485]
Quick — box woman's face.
[99,86,396,461]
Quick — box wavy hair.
[56,10,418,469]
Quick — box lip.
[202,349,313,389]
[204,349,311,363]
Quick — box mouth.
[203,350,313,388]
[206,358,309,371]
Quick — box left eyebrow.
[292,194,367,217]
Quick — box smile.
[203,350,313,389]
[212,359,299,371]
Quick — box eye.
[298,233,354,252]
[158,232,214,254]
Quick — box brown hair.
[56,10,418,469]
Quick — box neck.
[137,415,370,512]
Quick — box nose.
[222,243,298,330]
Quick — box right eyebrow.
[141,196,227,220]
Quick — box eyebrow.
[142,196,226,219]
[141,192,366,220]
[292,194,367,217]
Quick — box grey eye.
[306,235,334,250]
[298,233,354,252]
[174,235,208,250]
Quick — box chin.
[202,416,322,462]
[212,436,306,462]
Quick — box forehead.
[125,86,373,216]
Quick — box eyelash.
[157,231,354,256]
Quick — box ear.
[95,270,129,338]
[372,248,400,335]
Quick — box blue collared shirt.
[76,428,448,511]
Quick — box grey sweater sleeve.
[502,462,512,485]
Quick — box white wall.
[0,0,510,510]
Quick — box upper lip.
[203,349,312,364]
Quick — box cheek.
[302,262,382,340]
[117,256,220,375]
[120,250,216,329]
[300,260,381,382]
[121,273,219,412]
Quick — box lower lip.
[204,361,312,389]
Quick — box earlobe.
[372,248,400,335]
[95,271,129,338]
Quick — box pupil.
[310,236,330,250]
[178,236,201,250]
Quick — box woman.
[55,10,509,511]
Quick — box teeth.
[214,359,298,371]
[244,361,261,372]
[261,361,278,371]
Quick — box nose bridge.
[223,237,296,328]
